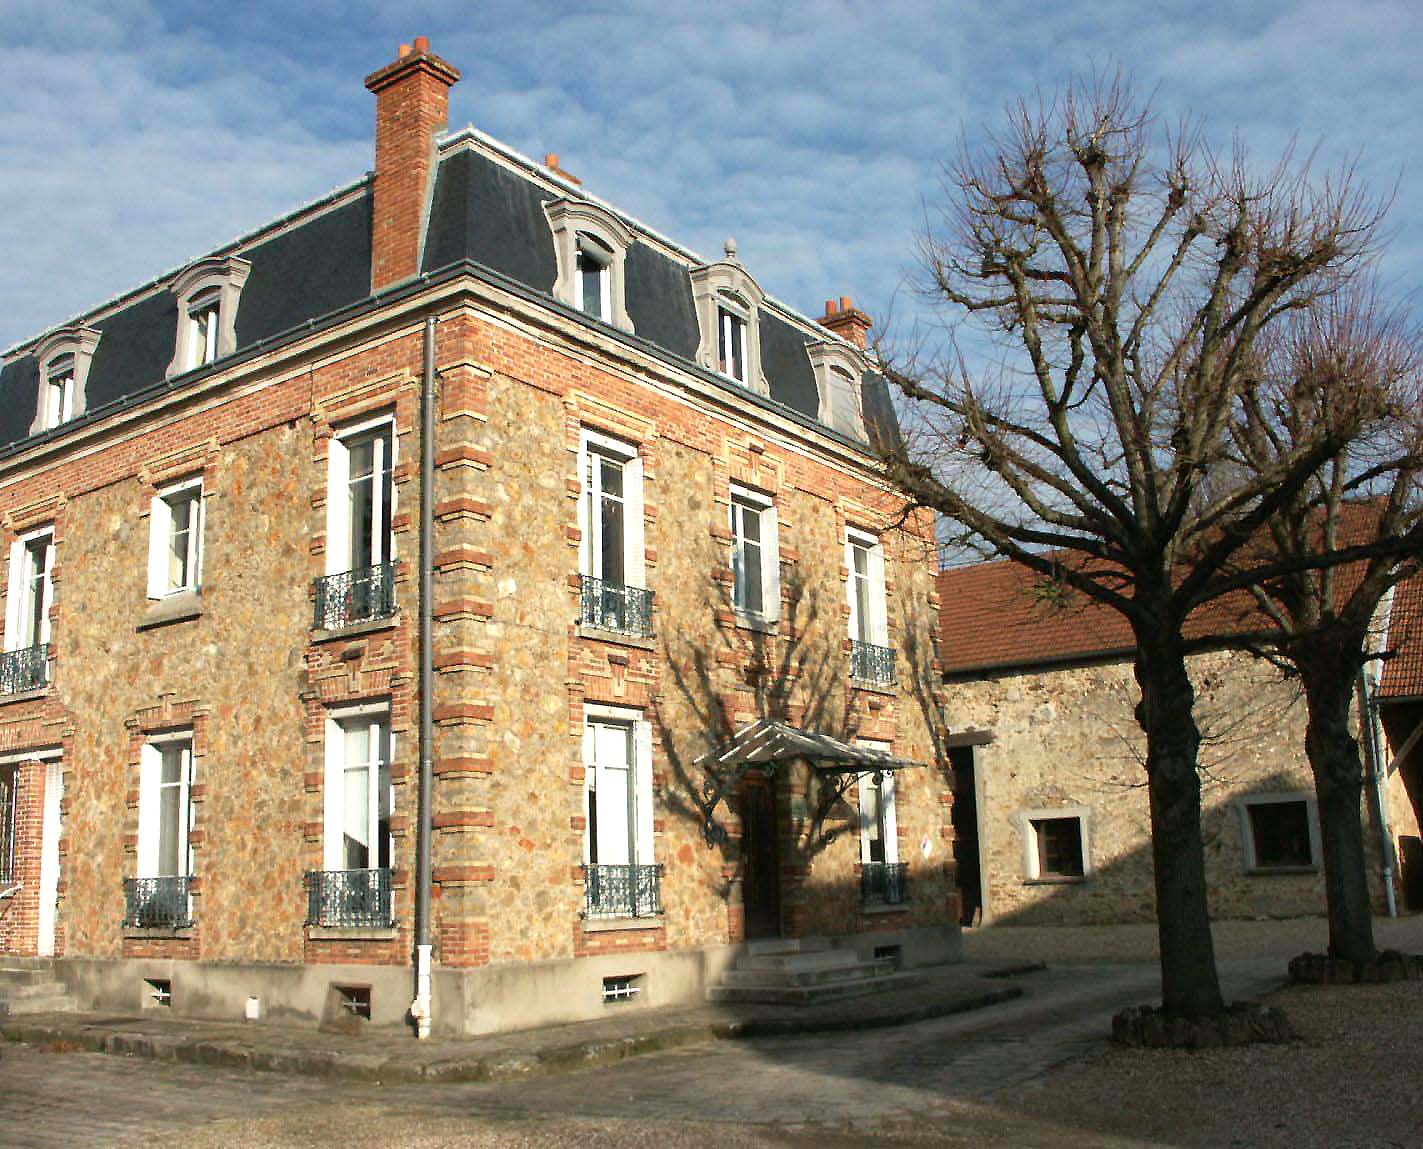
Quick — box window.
[583,709,658,918]
[30,326,100,435]
[729,486,779,623]
[0,767,16,886]
[579,430,650,635]
[858,771,898,865]
[846,530,888,646]
[718,305,748,383]
[328,419,395,576]
[166,255,250,379]
[138,737,193,880]
[146,479,204,598]
[1018,806,1091,882]
[691,243,767,395]
[5,528,54,653]
[1239,794,1319,872]
[544,198,635,332]
[807,340,868,441]
[324,712,392,873]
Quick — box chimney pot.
[839,295,853,311]
[399,42,412,58]
[545,152,559,169]
[413,34,430,53]
[819,294,873,350]
[825,299,838,315]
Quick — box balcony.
[579,575,654,638]
[0,644,49,695]
[582,863,663,920]
[860,861,909,907]
[850,640,896,687]
[305,867,394,928]
[123,876,193,929]
[313,562,396,631]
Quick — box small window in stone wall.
[1245,799,1315,870]
[1032,817,1084,878]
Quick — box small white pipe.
[412,942,433,1039]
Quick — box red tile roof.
[1381,575,1423,700]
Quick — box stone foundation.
[1287,949,1423,985]
[1111,1001,1295,1049]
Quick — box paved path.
[0,958,1283,1147]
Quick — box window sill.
[1245,865,1319,877]
[1023,876,1088,886]
[582,916,664,933]
[0,685,51,706]
[860,900,912,915]
[312,613,401,643]
[850,677,897,696]
[734,613,778,636]
[137,591,203,632]
[575,623,656,650]
[123,926,195,940]
[306,925,399,941]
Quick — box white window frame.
[690,250,768,395]
[857,745,899,866]
[845,528,888,647]
[729,484,780,624]
[806,339,868,440]
[42,361,75,430]
[325,415,397,576]
[579,429,644,589]
[4,527,55,652]
[29,325,100,434]
[1017,805,1092,882]
[137,733,194,880]
[544,198,635,333]
[166,255,251,379]
[582,704,655,871]
[718,303,749,385]
[146,477,205,599]
[323,704,394,873]
[574,239,614,323]
[1236,792,1321,873]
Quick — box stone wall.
[948,649,1392,926]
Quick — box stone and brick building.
[0,40,956,1034]
[938,558,1423,928]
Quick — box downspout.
[412,315,437,1036]
[1357,663,1399,918]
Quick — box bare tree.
[1229,289,1423,965]
[883,76,1389,1019]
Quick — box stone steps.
[707,970,927,1006]
[0,967,76,1016]
[720,957,898,989]
[707,935,916,1006]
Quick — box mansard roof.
[0,130,899,459]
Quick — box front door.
[740,776,781,939]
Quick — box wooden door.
[740,776,781,939]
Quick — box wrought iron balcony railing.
[313,562,396,630]
[582,863,663,920]
[851,640,896,686]
[580,575,654,638]
[305,867,394,928]
[0,644,49,695]
[123,876,193,929]
[861,861,909,906]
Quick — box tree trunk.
[1300,666,1378,964]
[1134,630,1226,1019]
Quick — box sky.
[2,0,1422,353]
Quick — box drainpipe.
[412,315,437,1037]
[1357,665,1399,918]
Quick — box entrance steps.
[707,937,925,1006]
[0,965,76,1017]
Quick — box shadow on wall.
[1380,700,1423,910]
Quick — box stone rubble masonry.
[948,648,1392,926]
[0,272,953,1028]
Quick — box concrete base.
[36,923,960,1038]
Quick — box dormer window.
[545,199,634,333]
[167,255,251,379]
[691,240,767,396]
[806,340,868,441]
[29,325,101,435]
[186,290,221,370]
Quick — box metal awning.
[696,718,924,777]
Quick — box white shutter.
[37,540,54,646]
[882,772,899,863]
[137,744,160,878]
[869,541,889,645]
[192,489,205,589]
[625,453,646,589]
[634,720,655,864]
[581,719,595,864]
[326,436,351,575]
[578,440,592,577]
[857,773,873,864]
[179,746,194,878]
[4,539,24,651]
[844,539,859,641]
[147,494,171,598]
[323,720,344,870]
[593,723,632,865]
[762,504,781,622]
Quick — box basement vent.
[335,984,372,1020]
[602,974,643,1003]
[144,978,172,1008]
[874,945,903,970]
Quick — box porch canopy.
[697,718,923,777]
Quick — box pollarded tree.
[1229,289,1423,965]
[883,77,1388,1020]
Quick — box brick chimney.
[818,295,873,350]
[364,37,461,291]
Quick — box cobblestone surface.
[0,959,1283,1147]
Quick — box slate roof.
[0,132,898,459]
